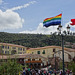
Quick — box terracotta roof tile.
[0,43,26,48]
[0,54,47,60]
[27,46,75,52]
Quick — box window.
[32,52,34,54]
[12,47,16,49]
[8,46,9,49]
[23,48,25,51]
[5,51,6,54]
[5,51,9,54]
[5,46,7,49]
[18,48,22,51]
[42,50,45,54]
[28,59,31,61]
[2,46,4,48]
[68,54,71,59]
[53,48,55,52]
[37,51,40,54]
[39,58,41,61]
[32,59,35,61]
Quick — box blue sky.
[0,0,75,34]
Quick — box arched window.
[39,58,41,61]
[32,59,35,61]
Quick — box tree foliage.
[0,32,75,48]
[0,59,23,75]
[68,61,75,73]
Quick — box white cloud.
[19,23,58,34]
[0,10,24,30]
[0,1,36,30]
[8,1,36,11]
[20,21,75,34]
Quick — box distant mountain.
[0,32,75,48]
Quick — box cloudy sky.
[0,0,75,34]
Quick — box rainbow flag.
[43,14,62,27]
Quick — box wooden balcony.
[26,60,42,63]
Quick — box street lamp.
[57,25,62,34]
[57,24,70,75]
[66,25,70,34]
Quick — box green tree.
[68,61,75,74]
[0,59,23,75]
[59,61,63,69]
[0,32,75,48]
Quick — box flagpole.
[61,12,65,75]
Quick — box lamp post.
[54,52,56,75]
[57,24,70,75]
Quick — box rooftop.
[0,54,47,60]
[27,46,75,52]
[0,43,26,48]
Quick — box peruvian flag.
[70,19,75,25]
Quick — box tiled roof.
[27,46,61,50]
[0,54,47,60]
[0,43,26,48]
[64,47,75,52]
[0,43,75,52]
[27,46,75,52]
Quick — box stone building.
[26,46,75,63]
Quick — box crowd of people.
[20,68,56,75]
[19,67,71,75]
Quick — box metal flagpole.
[61,12,65,75]
[61,34,65,75]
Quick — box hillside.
[0,32,75,48]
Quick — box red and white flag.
[70,19,75,25]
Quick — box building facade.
[0,54,47,69]
[26,46,75,63]
[0,43,26,55]
[0,43,75,69]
